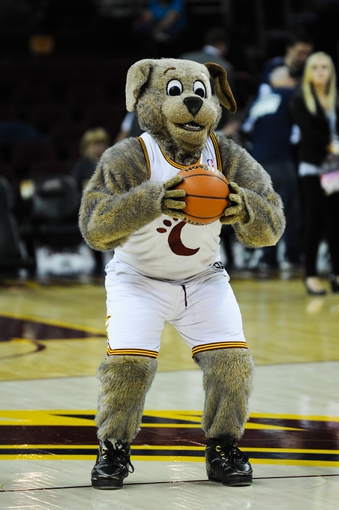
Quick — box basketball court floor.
[0,246,339,509]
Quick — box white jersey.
[113,132,224,281]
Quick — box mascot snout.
[184,96,203,116]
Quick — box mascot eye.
[167,79,183,96]
[193,81,206,98]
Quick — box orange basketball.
[176,164,230,225]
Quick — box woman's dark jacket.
[291,90,339,166]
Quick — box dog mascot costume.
[79,58,285,489]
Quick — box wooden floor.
[1,269,338,379]
[1,252,339,509]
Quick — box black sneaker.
[206,439,252,486]
[91,440,134,489]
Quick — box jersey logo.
[206,158,215,167]
[156,219,200,256]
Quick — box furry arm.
[78,138,185,251]
[215,133,285,248]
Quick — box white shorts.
[105,260,247,359]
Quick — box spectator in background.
[72,127,110,191]
[291,52,339,295]
[240,29,314,273]
[114,112,144,144]
[72,127,110,275]
[261,29,315,87]
[180,27,235,89]
[133,0,186,55]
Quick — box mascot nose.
[184,96,203,116]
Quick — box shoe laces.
[214,441,248,464]
[102,440,134,473]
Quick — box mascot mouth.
[178,121,204,132]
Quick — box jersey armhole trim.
[210,132,223,171]
[137,136,151,180]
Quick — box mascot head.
[125,58,236,157]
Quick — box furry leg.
[95,355,157,443]
[194,348,254,439]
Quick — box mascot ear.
[126,59,155,112]
[204,62,237,114]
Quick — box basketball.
[175,164,230,225]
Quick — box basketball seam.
[182,174,226,181]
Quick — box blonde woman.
[291,52,339,294]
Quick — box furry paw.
[162,175,186,219]
[220,181,248,225]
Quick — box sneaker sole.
[209,475,252,487]
[92,479,123,490]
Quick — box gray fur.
[95,355,157,443]
[194,348,254,439]
[78,58,284,449]
[79,59,285,253]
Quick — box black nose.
[183,96,203,116]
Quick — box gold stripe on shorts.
[192,341,248,357]
[107,347,158,358]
